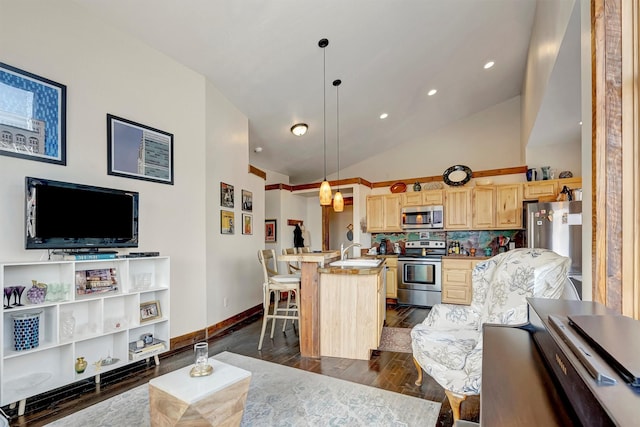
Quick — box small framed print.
[221,210,234,234]
[242,189,253,212]
[140,300,161,322]
[107,114,174,185]
[242,213,253,235]
[265,219,277,243]
[0,62,67,165]
[221,182,234,208]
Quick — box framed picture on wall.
[242,189,253,212]
[107,114,174,184]
[0,62,67,165]
[221,210,234,234]
[242,213,253,235]
[221,182,234,208]
[265,219,276,243]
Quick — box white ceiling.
[74,0,579,184]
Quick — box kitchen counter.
[444,255,491,260]
[317,264,385,275]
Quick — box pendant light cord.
[336,82,340,186]
[323,46,327,181]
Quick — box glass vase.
[541,166,551,180]
[60,311,76,340]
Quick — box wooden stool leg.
[270,291,278,338]
[282,290,293,331]
[445,390,468,422]
[413,357,423,386]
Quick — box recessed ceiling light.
[380,113,388,119]
[427,89,437,96]
[254,147,263,153]
[579,121,583,126]
[484,61,495,69]
[290,123,308,136]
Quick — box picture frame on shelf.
[107,114,174,185]
[221,210,234,234]
[220,182,234,208]
[242,213,253,235]
[140,300,161,322]
[241,189,253,212]
[0,62,67,165]
[265,219,277,243]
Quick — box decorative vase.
[413,182,422,192]
[541,166,551,180]
[75,357,87,374]
[12,311,42,351]
[27,280,47,304]
[526,168,537,182]
[60,311,76,340]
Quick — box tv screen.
[25,177,139,250]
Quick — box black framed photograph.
[140,300,161,322]
[107,114,174,185]
[242,213,253,235]
[221,182,234,208]
[265,219,277,243]
[221,210,234,234]
[0,62,67,165]
[242,189,253,212]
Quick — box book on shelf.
[128,339,166,360]
[63,253,118,261]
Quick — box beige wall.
[521,0,576,149]
[0,0,263,337]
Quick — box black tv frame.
[25,177,139,251]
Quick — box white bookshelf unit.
[0,256,170,415]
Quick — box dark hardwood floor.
[2,304,479,426]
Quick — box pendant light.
[318,38,332,205]
[333,79,344,212]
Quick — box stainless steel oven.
[397,240,445,307]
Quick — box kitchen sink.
[329,258,383,268]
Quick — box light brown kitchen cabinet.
[402,190,443,207]
[523,178,582,200]
[442,258,483,305]
[472,186,495,229]
[384,257,398,299]
[495,184,522,228]
[444,187,472,229]
[366,194,402,233]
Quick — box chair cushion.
[270,274,301,284]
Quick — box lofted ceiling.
[74,0,579,184]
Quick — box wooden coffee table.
[149,358,251,426]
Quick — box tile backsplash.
[371,230,525,256]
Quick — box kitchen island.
[277,251,340,358]
[317,262,386,360]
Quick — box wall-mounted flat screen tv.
[25,177,139,250]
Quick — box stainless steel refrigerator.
[527,200,582,297]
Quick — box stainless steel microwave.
[401,205,444,229]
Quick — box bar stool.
[257,249,300,350]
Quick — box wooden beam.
[248,164,267,180]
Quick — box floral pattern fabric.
[411,248,571,396]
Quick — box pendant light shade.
[333,79,343,212]
[318,38,332,205]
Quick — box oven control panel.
[405,240,446,249]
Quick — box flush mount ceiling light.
[484,61,495,69]
[318,38,332,206]
[379,113,388,119]
[333,79,344,213]
[428,89,438,96]
[290,123,308,136]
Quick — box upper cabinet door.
[445,187,472,229]
[495,184,523,228]
[472,186,496,229]
[383,194,403,232]
[366,195,385,232]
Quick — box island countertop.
[317,264,385,275]
[278,250,339,266]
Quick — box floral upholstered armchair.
[411,248,576,421]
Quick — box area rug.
[46,351,439,426]
[378,327,413,353]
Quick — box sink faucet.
[340,242,362,260]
